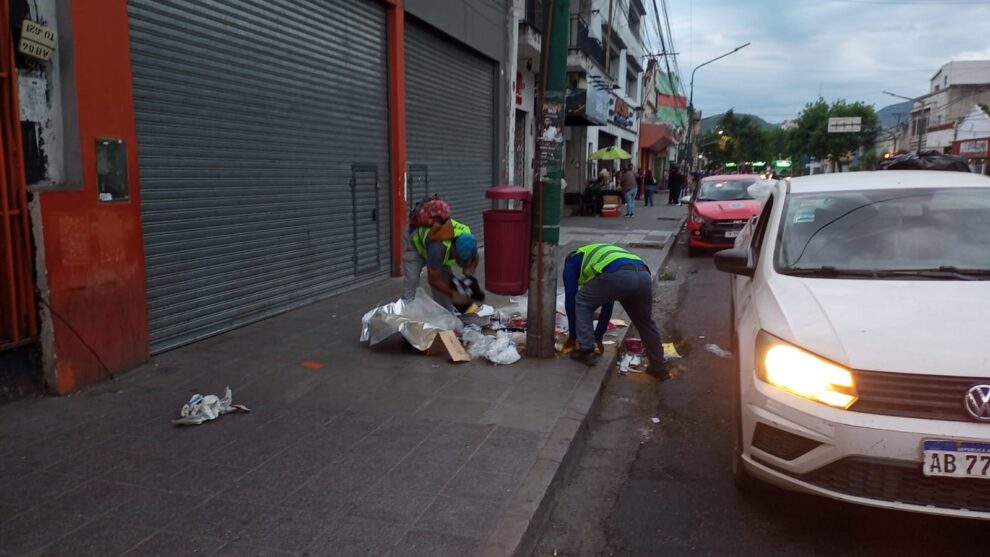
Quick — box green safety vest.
[576,243,644,286]
[411,219,472,267]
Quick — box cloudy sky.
[648,0,990,123]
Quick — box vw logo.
[964,384,990,422]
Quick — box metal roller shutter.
[129,0,390,352]
[405,20,496,235]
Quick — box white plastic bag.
[173,387,250,426]
[486,331,521,365]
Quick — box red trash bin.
[483,186,531,295]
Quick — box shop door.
[129,0,391,352]
[405,19,496,235]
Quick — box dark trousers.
[576,268,664,369]
[644,187,656,206]
[668,184,681,204]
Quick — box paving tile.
[220,461,319,506]
[0,471,85,508]
[280,458,385,519]
[123,531,225,557]
[44,446,133,478]
[36,518,154,557]
[307,516,407,557]
[413,396,492,423]
[347,388,433,416]
[481,403,561,432]
[155,463,249,496]
[0,503,25,525]
[467,443,539,477]
[45,480,143,517]
[389,529,481,557]
[235,366,326,404]
[101,489,206,529]
[208,543,294,556]
[99,452,191,487]
[438,378,511,402]
[377,453,462,495]
[414,494,504,540]
[235,506,326,553]
[0,507,88,555]
[0,438,89,479]
[348,481,438,525]
[500,384,574,409]
[163,499,267,542]
[443,468,521,503]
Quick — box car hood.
[759,275,990,375]
[694,199,761,220]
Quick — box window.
[750,194,775,263]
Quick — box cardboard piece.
[427,330,471,363]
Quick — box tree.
[697,109,769,172]
[790,98,879,172]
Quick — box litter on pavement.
[173,387,250,426]
[651,417,661,424]
[705,343,732,359]
[361,288,462,351]
[461,326,521,365]
[663,342,682,359]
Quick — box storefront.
[404,18,497,234]
[129,0,392,352]
[951,136,990,175]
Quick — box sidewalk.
[0,203,686,557]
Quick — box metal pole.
[527,0,569,358]
[682,42,750,166]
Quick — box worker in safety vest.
[402,197,479,312]
[562,243,668,380]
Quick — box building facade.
[910,60,990,152]
[1,0,512,397]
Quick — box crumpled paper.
[361,288,463,351]
[173,387,250,426]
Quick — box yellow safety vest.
[576,243,644,286]
[411,219,471,267]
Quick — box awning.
[639,122,674,152]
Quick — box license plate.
[923,440,990,479]
[725,230,740,238]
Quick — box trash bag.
[878,150,971,172]
[361,288,463,351]
[486,331,521,365]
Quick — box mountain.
[700,113,775,135]
[876,101,913,128]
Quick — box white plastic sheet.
[459,327,521,365]
[361,288,463,351]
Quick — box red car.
[686,174,763,256]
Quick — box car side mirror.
[714,248,755,277]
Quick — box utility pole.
[527,0,569,358]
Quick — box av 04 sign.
[827,117,862,133]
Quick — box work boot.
[647,360,671,381]
[569,348,599,367]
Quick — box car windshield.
[697,179,756,201]
[776,187,990,276]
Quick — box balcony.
[523,0,544,34]
[568,15,606,71]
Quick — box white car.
[715,170,990,519]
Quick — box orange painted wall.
[39,0,148,393]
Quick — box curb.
[481,217,685,557]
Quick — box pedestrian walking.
[620,164,638,217]
[667,165,685,205]
[562,243,669,379]
[635,167,645,200]
[643,169,657,206]
[402,197,478,312]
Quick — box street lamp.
[882,90,926,152]
[684,42,751,167]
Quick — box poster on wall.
[536,91,565,183]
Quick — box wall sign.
[18,20,57,62]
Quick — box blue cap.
[454,233,478,261]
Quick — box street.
[533,239,989,557]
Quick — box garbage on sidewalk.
[173,387,250,426]
[361,288,463,351]
[705,343,732,359]
[461,326,521,365]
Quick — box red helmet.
[412,197,450,226]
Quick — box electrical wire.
[35,296,116,381]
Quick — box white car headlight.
[756,331,858,409]
[690,211,709,225]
